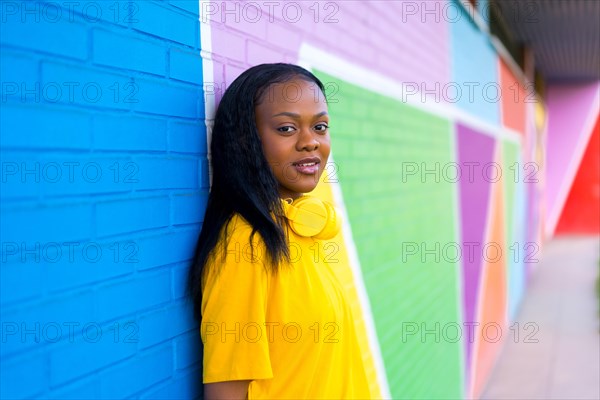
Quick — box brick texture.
[0,1,205,399]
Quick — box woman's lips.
[293,161,319,174]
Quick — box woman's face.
[254,78,331,200]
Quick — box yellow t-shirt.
[201,213,371,399]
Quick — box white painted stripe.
[490,36,529,89]
[449,121,468,398]
[199,0,214,186]
[329,153,393,400]
[547,85,600,236]
[298,42,523,143]
[495,54,506,139]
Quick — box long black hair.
[187,63,328,322]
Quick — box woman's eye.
[315,124,329,132]
[277,126,295,133]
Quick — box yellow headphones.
[280,196,342,240]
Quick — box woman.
[188,63,371,399]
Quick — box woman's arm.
[204,380,251,400]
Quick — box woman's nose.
[296,129,319,151]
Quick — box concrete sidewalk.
[481,236,600,400]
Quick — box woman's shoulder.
[221,213,262,243]
[213,213,269,261]
[203,213,271,287]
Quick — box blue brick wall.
[1,1,206,398]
